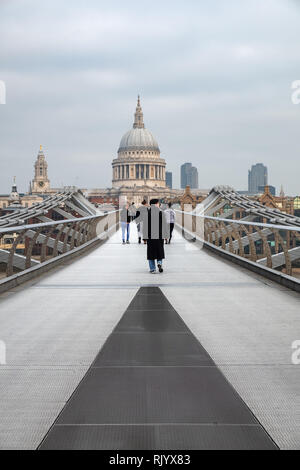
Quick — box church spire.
[12,176,17,192]
[133,95,145,129]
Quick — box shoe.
[122,241,125,244]
[138,237,141,244]
[126,240,130,244]
[158,264,163,273]
[150,270,156,274]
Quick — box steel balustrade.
[0,210,120,280]
[175,210,300,277]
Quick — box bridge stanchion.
[62,224,73,253]
[25,227,44,270]
[70,222,80,250]
[53,224,65,257]
[40,225,58,262]
[6,229,26,277]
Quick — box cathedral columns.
[114,161,166,184]
[150,165,154,179]
[130,165,134,179]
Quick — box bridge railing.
[0,210,120,281]
[175,208,300,277]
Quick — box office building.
[166,171,172,189]
[248,163,268,194]
[181,163,199,189]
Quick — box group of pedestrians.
[120,200,176,273]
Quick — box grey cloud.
[0,0,299,194]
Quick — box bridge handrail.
[0,209,121,289]
[0,210,120,234]
[175,210,300,233]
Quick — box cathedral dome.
[112,96,166,190]
[117,96,160,153]
[118,128,159,153]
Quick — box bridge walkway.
[0,228,299,449]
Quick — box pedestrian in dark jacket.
[142,199,169,273]
[128,202,137,222]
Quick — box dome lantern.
[133,95,145,129]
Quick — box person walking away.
[128,202,137,222]
[120,204,131,244]
[164,202,176,244]
[143,199,169,273]
[135,200,148,244]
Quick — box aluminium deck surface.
[39,287,276,450]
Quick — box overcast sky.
[0,0,299,194]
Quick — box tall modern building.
[190,166,199,189]
[166,171,172,189]
[248,163,268,194]
[181,163,198,189]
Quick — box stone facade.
[257,185,295,215]
[83,185,208,207]
[0,178,43,215]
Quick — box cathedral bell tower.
[32,145,50,193]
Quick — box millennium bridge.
[0,186,299,450]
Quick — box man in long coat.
[142,199,169,273]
